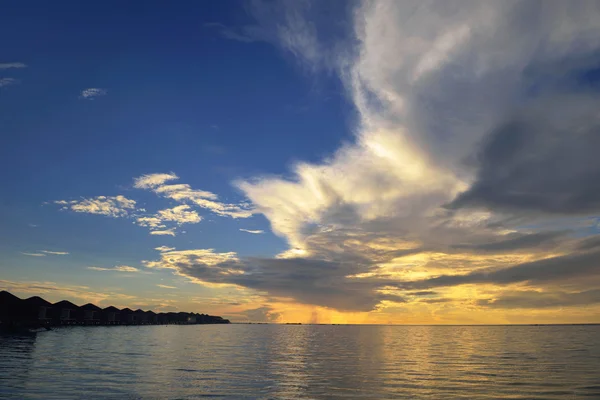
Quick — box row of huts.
[0,291,230,328]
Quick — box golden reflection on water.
[1,324,599,399]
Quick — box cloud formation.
[0,62,26,69]
[88,265,140,272]
[155,246,176,252]
[0,78,18,87]
[153,0,600,316]
[55,196,136,217]
[134,173,252,218]
[239,229,264,234]
[80,88,107,99]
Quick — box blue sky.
[1,1,351,262]
[2,1,600,324]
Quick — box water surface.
[1,325,599,399]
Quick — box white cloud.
[149,228,176,236]
[80,88,107,99]
[21,252,46,257]
[155,246,176,252]
[136,216,165,229]
[114,265,139,272]
[135,205,201,235]
[157,205,202,224]
[157,284,177,289]
[133,173,252,219]
[41,250,69,255]
[88,265,139,272]
[55,195,136,217]
[239,229,265,234]
[0,62,26,69]
[0,78,18,87]
[134,173,179,189]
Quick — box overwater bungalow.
[0,291,22,323]
[146,310,157,324]
[24,296,53,325]
[157,312,168,325]
[1,291,230,329]
[102,306,121,325]
[133,309,147,324]
[52,300,80,325]
[120,308,134,324]
[81,303,101,325]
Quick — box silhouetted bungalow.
[133,309,147,324]
[0,291,22,323]
[81,303,101,325]
[120,308,134,324]
[102,306,121,324]
[157,312,168,324]
[24,296,53,324]
[52,300,79,324]
[177,312,190,324]
[146,310,157,324]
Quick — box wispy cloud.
[239,229,264,234]
[157,1,600,318]
[0,78,19,88]
[21,252,46,257]
[155,246,176,252]
[149,228,176,237]
[41,250,69,255]
[135,205,201,235]
[157,284,177,289]
[80,88,107,99]
[0,62,27,69]
[133,173,252,218]
[87,265,140,272]
[55,195,136,218]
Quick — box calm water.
[1,325,599,399]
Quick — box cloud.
[0,78,19,87]
[478,289,600,309]
[239,229,264,234]
[134,173,252,218]
[55,195,136,218]
[41,250,69,255]
[155,246,176,252]
[240,306,281,323]
[87,265,140,272]
[135,216,165,229]
[204,22,263,43]
[190,1,600,314]
[80,88,107,99]
[156,284,177,289]
[135,205,201,235]
[0,62,27,69]
[21,252,46,257]
[133,173,179,189]
[157,205,201,224]
[149,228,176,236]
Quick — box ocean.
[1,324,599,399]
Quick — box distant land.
[0,290,229,332]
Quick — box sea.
[1,324,599,399]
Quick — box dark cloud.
[451,230,570,253]
[240,306,281,323]
[410,291,438,296]
[402,249,600,291]
[478,289,600,309]
[449,95,600,215]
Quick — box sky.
[2,0,600,324]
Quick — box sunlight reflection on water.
[1,325,599,399]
